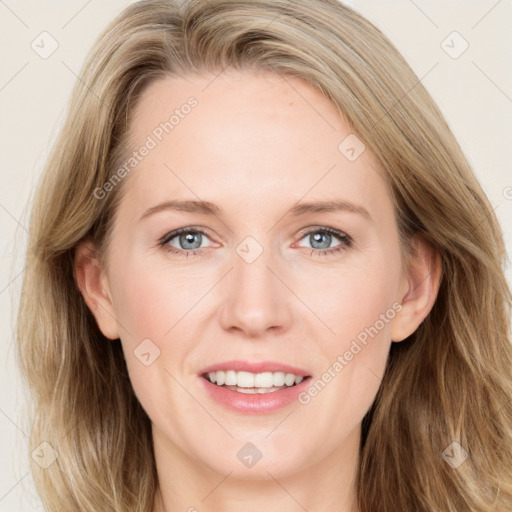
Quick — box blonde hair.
[16,0,512,510]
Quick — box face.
[78,69,432,482]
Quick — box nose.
[218,242,293,338]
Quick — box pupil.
[181,232,201,249]
[311,232,330,249]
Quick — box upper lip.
[199,360,311,377]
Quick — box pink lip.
[199,373,312,415]
[199,360,311,377]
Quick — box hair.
[16,0,512,510]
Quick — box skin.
[75,69,441,512]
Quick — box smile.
[198,360,312,413]
[203,370,306,394]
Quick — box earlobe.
[391,235,442,342]
[74,239,120,340]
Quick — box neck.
[151,425,361,512]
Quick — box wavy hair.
[16,0,512,510]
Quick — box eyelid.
[293,226,352,249]
[158,226,217,245]
[159,225,352,257]
[296,224,348,238]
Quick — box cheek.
[108,263,194,420]
[108,256,214,391]
[297,282,397,433]
[110,256,204,341]
[300,255,400,347]
[298,250,401,406]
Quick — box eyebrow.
[138,199,372,222]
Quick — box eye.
[295,227,352,256]
[158,228,213,257]
[158,226,352,258]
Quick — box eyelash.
[158,226,353,258]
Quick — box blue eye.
[295,227,352,256]
[159,228,212,257]
[158,226,352,258]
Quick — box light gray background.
[1,1,511,510]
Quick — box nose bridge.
[219,234,291,335]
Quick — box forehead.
[118,70,390,222]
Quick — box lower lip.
[199,375,311,414]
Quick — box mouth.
[201,370,312,394]
[198,362,313,413]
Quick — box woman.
[16,0,512,511]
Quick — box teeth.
[206,370,306,388]
[254,372,273,387]
[273,372,286,386]
[225,370,237,385]
[284,373,296,386]
[237,371,255,388]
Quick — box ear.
[391,234,442,342]
[73,239,120,340]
